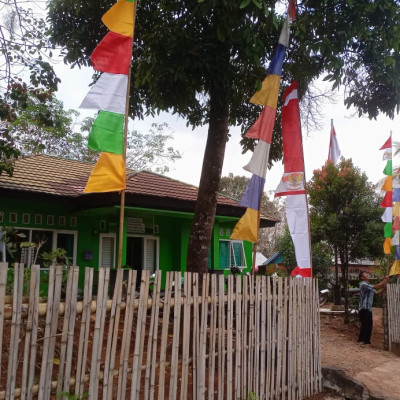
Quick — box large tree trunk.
[186,89,229,273]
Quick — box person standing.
[357,271,389,345]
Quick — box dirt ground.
[320,306,397,376]
[313,306,400,399]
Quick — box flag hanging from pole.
[379,133,394,258]
[328,122,341,164]
[275,81,311,278]
[82,0,136,193]
[383,131,400,276]
[230,4,295,244]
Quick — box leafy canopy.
[308,159,383,262]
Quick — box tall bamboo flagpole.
[117,1,138,269]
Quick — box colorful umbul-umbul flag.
[230,2,295,244]
[380,133,393,256]
[81,0,136,193]
[275,81,311,278]
[328,121,341,164]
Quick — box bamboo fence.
[0,262,322,400]
[387,282,400,351]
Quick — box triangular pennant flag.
[396,245,400,260]
[243,140,271,178]
[383,160,393,176]
[84,152,126,193]
[384,222,393,238]
[102,0,135,37]
[393,202,400,217]
[382,148,392,161]
[392,216,400,231]
[384,237,392,254]
[391,230,399,246]
[238,175,265,210]
[245,106,276,143]
[393,188,400,202]
[91,31,132,75]
[389,260,400,276]
[381,207,393,223]
[380,134,392,150]
[230,208,259,243]
[250,74,281,107]
[381,175,393,191]
[88,111,125,154]
[380,191,393,207]
[80,73,128,114]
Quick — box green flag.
[88,111,124,154]
[384,222,392,238]
[383,160,392,176]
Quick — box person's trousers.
[358,308,373,344]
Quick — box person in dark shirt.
[357,271,388,345]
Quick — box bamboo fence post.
[6,263,24,400]
[116,269,134,400]
[57,266,79,396]
[75,267,94,397]
[168,271,182,400]
[89,267,110,398]
[217,274,225,400]
[208,274,217,400]
[24,265,40,400]
[234,273,242,400]
[198,273,209,400]
[145,270,161,400]
[157,271,173,400]
[0,263,8,388]
[192,273,199,400]
[226,275,233,400]
[281,279,288,399]
[259,276,266,400]
[103,267,124,400]
[131,269,151,400]
[180,273,191,400]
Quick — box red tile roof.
[0,154,238,207]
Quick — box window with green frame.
[219,240,246,269]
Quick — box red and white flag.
[275,81,311,278]
[328,122,341,164]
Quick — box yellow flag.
[84,152,126,193]
[381,175,392,192]
[389,260,400,276]
[230,208,259,243]
[393,202,400,217]
[102,0,135,37]
[383,237,392,255]
[250,74,281,108]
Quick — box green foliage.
[0,2,60,175]
[0,226,27,258]
[277,226,332,286]
[308,159,382,262]
[308,159,382,320]
[41,248,71,268]
[57,391,89,400]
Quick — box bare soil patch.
[320,306,397,377]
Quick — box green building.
[0,154,278,285]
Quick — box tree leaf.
[239,0,251,9]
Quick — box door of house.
[126,235,159,288]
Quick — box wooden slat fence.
[387,281,400,351]
[0,263,322,400]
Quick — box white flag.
[328,124,341,164]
